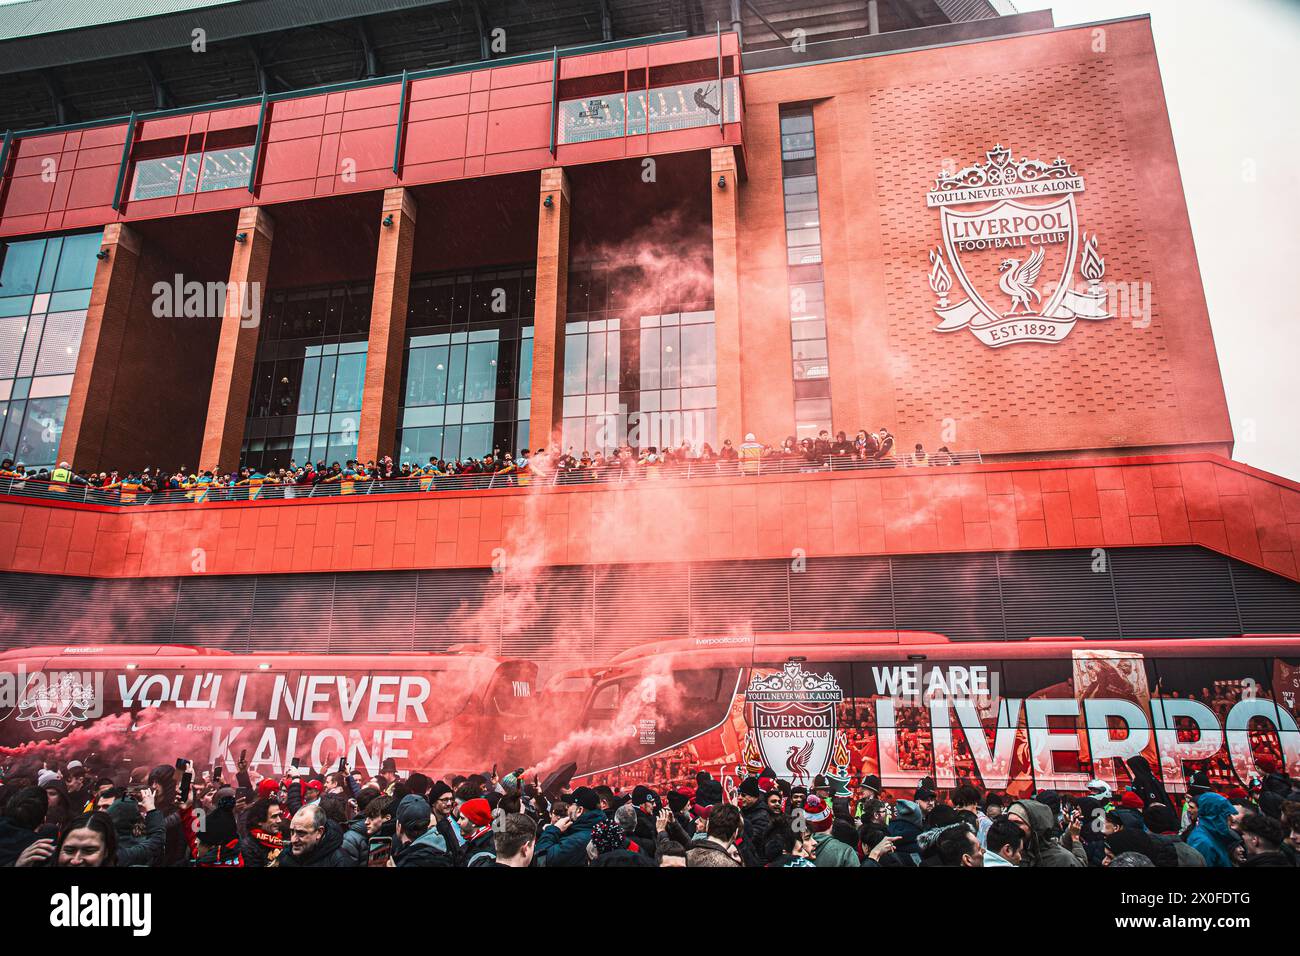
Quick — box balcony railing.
[0,451,982,509]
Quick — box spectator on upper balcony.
[874,428,895,462]
[909,444,929,468]
[831,431,854,459]
[932,446,955,467]
[814,430,832,460]
[855,430,878,460]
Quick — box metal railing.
[0,451,982,509]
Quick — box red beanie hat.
[1225,786,1249,801]
[305,779,324,794]
[1118,791,1144,810]
[257,778,280,800]
[803,794,833,833]
[460,797,492,827]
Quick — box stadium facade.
[0,1,1297,791]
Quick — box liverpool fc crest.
[924,145,1113,347]
[745,662,844,786]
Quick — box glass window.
[52,234,101,293]
[0,239,45,298]
[242,279,370,472]
[198,146,253,193]
[130,156,185,201]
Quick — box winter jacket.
[1185,793,1240,868]
[1148,831,1206,867]
[812,832,860,867]
[239,826,284,868]
[115,807,167,867]
[535,810,604,867]
[393,826,454,867]
[340,817,368,867]
[1010,800,1084,868]
[740,802,772,867]
[461,827,497,867]
[0,818,41,867]
[885,816,923,865]
[686,837,742,867]
[276,817,351,867]
[983,847,1017,867]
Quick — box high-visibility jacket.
[738,441,764,475]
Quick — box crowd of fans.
[0,426,962,499]
[1,751,1295,868]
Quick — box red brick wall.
[735,17,1232,461]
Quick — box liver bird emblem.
[786,740,814,785]
[997,247,1044,316]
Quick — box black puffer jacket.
[276,817,351,868]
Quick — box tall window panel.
[562,262,717,455]
[780,106,832,440]
[242,282,372,472]
[398,266,535,465]
[0,230,101,470]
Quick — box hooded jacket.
[108,801,167,867]
[393,826,454,867]
[276,816,351,868]
[534,809,604,867]
[1185,793,1240,868]
[812,831,860,867]
[1009,799,1084,867]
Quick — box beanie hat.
[738,776,763,799]
[631,785,659,809]
[1187,770,1212,795]
[395,794,432,834]
[1225,786,1249,801]
[1143,803,1179,834]
[1118,790,1145,811]
[1105,826,1155,861]
[894,799,923,828]
[695,778,724,807]
[107,798,140,834]
[666,787,691,814]
[591,819,624,855]
[571,786,601,812]
[803,794,832,833]
[429,780,453,800]
[256,778,281,800]
[37,769,60,788]
[198,796,239,846]
[460,797,493,827]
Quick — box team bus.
[546,632,1300,800]
[3,633,1297,795]
[0,643,537,779]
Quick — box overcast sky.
[1016,0,1300,479]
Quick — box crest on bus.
[925,146,1114,347]
[16,672,97,734]
[745,662,843,786]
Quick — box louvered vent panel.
[593,562,691,658]
[689,559,790,636]
[1230,561,1300,634]
[414,569,503,652]
[1111,547,1240,638]
[247,574,335,651]
[502,566,594,663]
[173,576,255,652]
[328,571,417,652]
[998,549,1121,641]
[788,555,895,631]
[891,553,1006,641]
